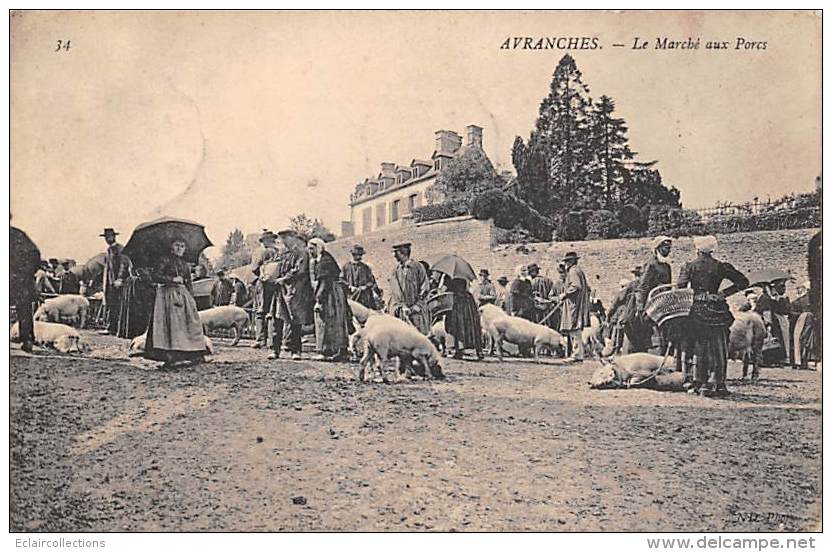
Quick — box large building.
[343,124,491,237]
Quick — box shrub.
[617,203,648,234]
[585,210,621,239]
[411,201,469,223]
[555,211,587,241]
[648,206,705,236]
[470,188,554,241]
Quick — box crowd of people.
[9,219,822,391]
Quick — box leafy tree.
[289,213,336,242]
[217,228,252,270]
[429,140,501,207]
[512,136,553,216]
[617,203,648,234]
[620,167,681,208]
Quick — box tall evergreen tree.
[588,95,634,210]
[217,228,252,270]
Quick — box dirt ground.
[9,332,822,532]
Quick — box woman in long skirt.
[307,238,354,361]
[443,277,483,360]
[143,238,211,368]
[677,236,748,397]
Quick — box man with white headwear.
[677,235,748,397]
[628,235,674,353]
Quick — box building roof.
[350,168,438,206]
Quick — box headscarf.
[308,237,325,254]
[515,264,526,278]
[652,235,672,263]
[693,235,718,255]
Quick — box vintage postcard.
[8,9,822,538]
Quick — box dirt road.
[10,333,822,532]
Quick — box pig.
[129,332,214,357]
[589,352,681,389]
[34,295,90,328]
[489,314,564,363]
[428,320,452,356]
[479,303,510,356]
[10,321,86,353]
[198,305,249,346]
[729,311,766,380]
[354,314,443,383]
[347,299,374,327]
[581,313,604,358]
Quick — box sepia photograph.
[7,8,823,539]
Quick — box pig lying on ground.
[589,352,683,390]
[479,304,510,356]
[34,295,90,328]
[353,314,443,383]
[198,305,249,346]
[129,332,214,357]
[729,311,766,380]
[488,313,564,363]
[10,321,87,353]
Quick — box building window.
[408,193,418,212]
[362,207,372,234]
[391,199,401,222]
[434,159,441,170]
[412,167,419,178]
[375,203,386,228]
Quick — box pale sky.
[11,10,821,262]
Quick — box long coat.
[560,264,591,332]
[273,249,314,326]
[10,226,41,304]
[387,259,430,334]
[310,251,354,353]
[342,260,378,308]
[103,243,130,307]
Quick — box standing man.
[270,230,314,360]
[250,229,279,348]
[342,244,379,309]
[10,223,42,353]
[59,260,81,294]
[557,251,591,361]
[387,243,430,335]
[754,279,792,366]
[473,268,497,306]
[101,228,129,335]
[494,276,509,311]
[210,269,234,307]
[528,263,554,324]
[629,236,673,352]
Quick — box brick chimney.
[435,130,462,156]
[466,125,483,148]
[380,162,396,176]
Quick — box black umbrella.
[746,269,792,288]
[122,217,212,268]
[431,254,476,281]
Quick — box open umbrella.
[122,216,212,268]
[431,254,476,281]
[745,269,792,288]
[230,265,256,286]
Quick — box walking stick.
[537,299,562,326]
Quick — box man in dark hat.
[210,269,234,307]
[556,251,590,361]
[10,223,42,353]
[250,229,279,348]
[527,263,554,324]
[100,228,129,335]
[342,244,379,309]
[59,260,80,295]
[473,268,497,306]
[387,243,430,334]
[269,229,314,360]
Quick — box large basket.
[645,286,694,327]
[427,292,455,321]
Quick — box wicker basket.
[645,287,694,327]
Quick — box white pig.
[589,353,677,389]
[10,321,86,353]
[34,295,90,328]
[355,314,443,383]
[490,314,564,363]
[479,303,510,356]
[198,305,249,346]
[129,332,214,357]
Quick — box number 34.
[55,40,71,52]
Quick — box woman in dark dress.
[307,238,354,361]
[442,276,483,360]
[143,238,211,368]
[677,235,748,397]
[117,265,155,340]
[507,265,534,320]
